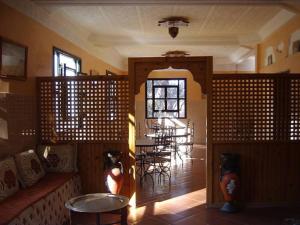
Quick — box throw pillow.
[0,157,19,201]
[37,144,77,173]
[15,150,45,187]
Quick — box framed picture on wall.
[0,37,27,80]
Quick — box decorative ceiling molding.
[237,33,261,46]
[88,34,240,47]
[2,0,126,70]
[32,0,296,6]
[230,47,253,63]
[280,2,300,14]
[4,0,298,72]
[258,9,295,40]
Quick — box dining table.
[144,132,189,162]
[135,138,159,148]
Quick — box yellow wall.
[0,2,125,158]
[135,69,207,144]
[258,15,300,73]
[0,2,125,95]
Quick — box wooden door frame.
[128,56,213,206]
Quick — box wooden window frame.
[145,78,187,119]
[53,47,81,77]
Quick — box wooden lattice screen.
[7,94,36,138]
[211,74,300,143]
[0,93,36,139]
[37,76,129,143]
[291,78,300,141]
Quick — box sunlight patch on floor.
[152,189,206,214]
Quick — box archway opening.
[134,67,207,206]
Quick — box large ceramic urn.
[103,150,124,194]
[219,153,240,213]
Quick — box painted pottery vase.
[219,153,240,213]
[103,150,124,194]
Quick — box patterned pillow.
[37,144,77,173]
[0,157,19,201]
[15,150,45,187]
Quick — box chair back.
[189,123,195,143]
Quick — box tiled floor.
[136,144,206,205]
[76,145,299,224]
[129,145,300,225]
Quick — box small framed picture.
[0,37,27,80]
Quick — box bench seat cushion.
[0,157,19,201]
[0,172,78,225]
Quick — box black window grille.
[53,47,81,77]
[145,78,187,118]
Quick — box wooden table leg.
[69,210,75,225]
[121,206,128,225]
[96,213,101,225]
[70,210,83,225]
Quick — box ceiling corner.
[258,8,295,41]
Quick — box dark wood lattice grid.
[38,76,129,143]
[212,78,275,142]
[0,93,36,138]
[290,79,300,140]
[7,94,36,137]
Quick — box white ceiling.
[3,0,298,70]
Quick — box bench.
[0,173,81,225]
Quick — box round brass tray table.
[65,193,129,225]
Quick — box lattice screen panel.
[38,76,129,143]
[0,93,36,138]
[7,94,36,137]
[290,79,300,141]
[212,78,275,142]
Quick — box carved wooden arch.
[128,56,213,95]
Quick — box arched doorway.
[128,56,213,206]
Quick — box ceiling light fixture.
[158,17,189,39]
[162,50,190,57]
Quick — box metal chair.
[178,122,195,163]
[153,133,172,184]
[142,133,172,187]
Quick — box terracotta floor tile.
[131,146,300,225]
[154,196,202,214]
[128,206,152,223]
[130,216,171,225]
